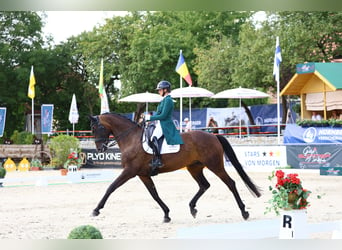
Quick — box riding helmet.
[156,80,171,91]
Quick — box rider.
[146,80,184,176]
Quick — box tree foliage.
[0,11,341,137]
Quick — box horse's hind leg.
[213,169,249,220]
[138,175,171,223]
[187,164,210,218]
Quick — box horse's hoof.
[163,217,171,223]
[242,211,249,220]
[190,208,197,218]
[92,210,100,217]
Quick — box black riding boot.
[149,137,163,176]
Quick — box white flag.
[99,58,110,114]
[101,88,110,114]
[68,94,79,124]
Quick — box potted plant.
[49,134,80,169]
[0,165,6,187]
[30,158,43,171]
[265,170,312,216]
[316,119,329,127]
[64,151,82,172]
[296,119,313,127]
[328,118,342,127]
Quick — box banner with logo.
[172,108,208,130]
[225,145,287,169]
[172,107,248,131]
[0,107,6,137]
[41,104,54,134]
[284,124,342,144]
[81,148,122,168]
[286,144,341,169]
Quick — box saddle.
[142,123,180,154]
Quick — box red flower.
[275,170,284,179]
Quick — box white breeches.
[151,121,163,140]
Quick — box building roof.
[280,62,342,96]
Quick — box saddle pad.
[142,138,180,155]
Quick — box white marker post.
[279,210,308,239]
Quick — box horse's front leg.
[138,175,171,223]
[92,169,135,217]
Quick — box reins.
[111,123,139,143]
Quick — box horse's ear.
[88,115,97,122]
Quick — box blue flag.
[273,36,282,83]
[41,104,54,134]
[0,108,6,137]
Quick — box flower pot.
[30,166,41,171]
[288,193,298,206]
[60,168,68,176]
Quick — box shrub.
[0,166,6,178]
[67,225,103,239]
[10,130,34,144]
[49,134,80,168]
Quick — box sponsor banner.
[286,144,341,169]
[172,108,207,130]
[41,104,54,134]
[172,107,250,130]
[207,107,248,130]
[284,124,342,144]
[320,166,342,176]
[82,145,288,169]
[81,148,122,168]
[225,145,287,169]
[0,107,6,137]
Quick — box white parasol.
[118,91,162,113]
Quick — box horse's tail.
[216,135,261,197]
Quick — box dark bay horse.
[89,113,261,222]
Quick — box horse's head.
[89,115,112,152]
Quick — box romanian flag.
[175,51,192,86]
[28,66,36,99]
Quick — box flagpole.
[180,75,183,132]
[276,37,281,144]
[31,98,34,134]
[277,76,281,144]
[273,36,282,145]
[179,49,183,132]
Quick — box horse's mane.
[99,112,141,128]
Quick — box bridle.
[91,116,138,151]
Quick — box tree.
[0,11,45,136]
[194,11,341,122]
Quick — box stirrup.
[150,166,159,176]
[149,158,163,176]
[149,158,163,168]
